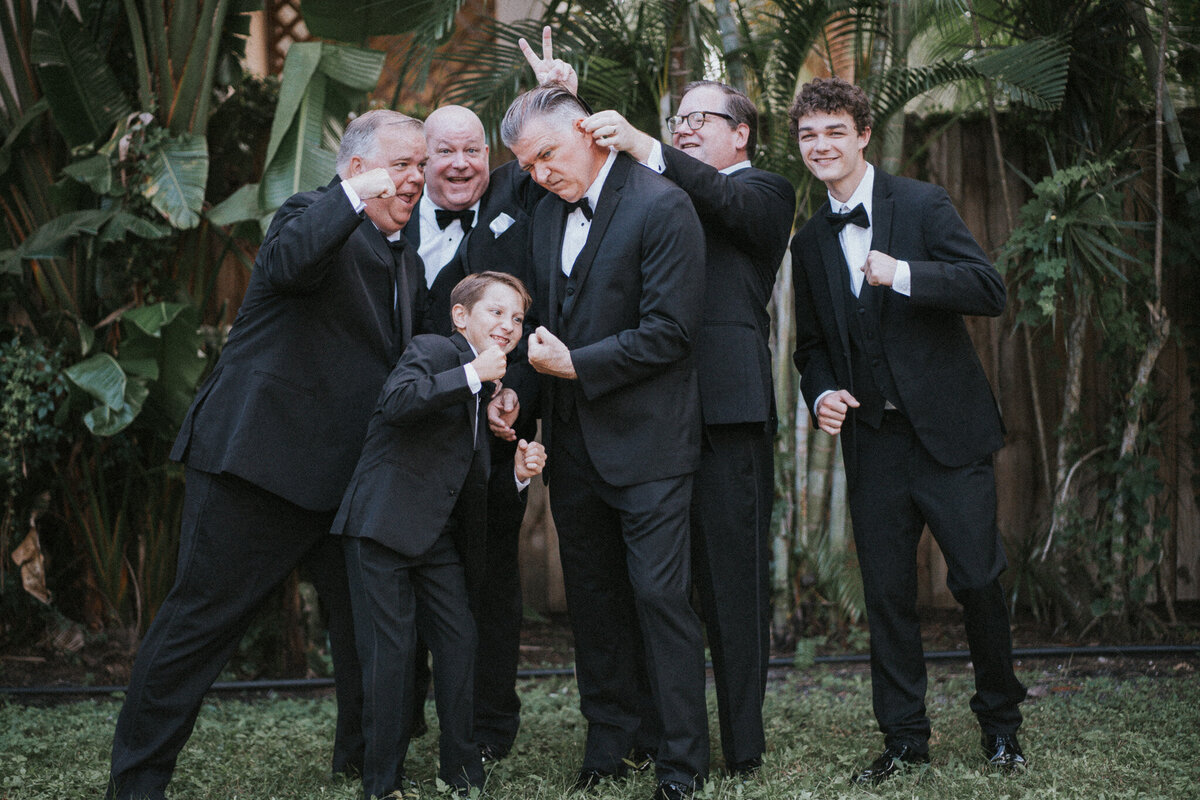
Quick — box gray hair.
[336,110,423,176]
[500,84,589,149]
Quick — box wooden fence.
[515,117,1200,614]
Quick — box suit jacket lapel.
[868,170,894,318]
[452,332,479,442]
[539,200,568,330]
[563,154,630,319]
[815,203,853,365]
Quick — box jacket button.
[566,287,575,296]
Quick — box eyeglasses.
[666,111,736,134]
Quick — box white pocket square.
[489,213,515,238]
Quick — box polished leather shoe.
[727,756,762,779]
[572,767,622,793]
[479,742,509,764]
[650,780,696,800]
[624,748,656,772]
[850,743,930,785]
[982,733,1027,772]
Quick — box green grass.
[2,662,1199,799]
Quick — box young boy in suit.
[332,271,546,799]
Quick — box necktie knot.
[566,197,593,221]
[435,208,475,233]
[825,202,869,233]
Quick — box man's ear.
[859,125,872,149]
[734,123,750,152]
[347,154,365,177]
[450,303,468,330]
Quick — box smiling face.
[671,85,748,171]
[796,109,871,203]
[354,124,427,234]
[511,113,605,203]
[452,282,526,355]
[424,106,490,211]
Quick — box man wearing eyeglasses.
[583,82,795,779]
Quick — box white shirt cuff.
[514,469,531,491]
[463,364,482,393]
[892,260,912,296]
[341,181,367,214]
[645,140,667,174]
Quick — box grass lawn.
[2,659,1198,799]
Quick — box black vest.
[841,265,904,428]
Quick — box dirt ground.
[3,603,1199,696]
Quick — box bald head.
[424,105,490,211]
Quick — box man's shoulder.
[875,169,946,203]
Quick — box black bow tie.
[387,236,407,252]
[435,208,474,233]
[566,197,593,221]
[825,202,869,233]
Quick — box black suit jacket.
[171,178,425,510]
[529,152,706,487]
[791,168,1006,476]
[331,332,492,558]
[660,145,795,429]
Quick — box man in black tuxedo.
[402,104,545,760]
[787,77,1028,784]
[106,110,428,800]
[333,272,546,799]
[501,84,709,800]
[581,81,795,778]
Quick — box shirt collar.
[828,162,875,216]
[582,149,619,213]
[721,159,752,175]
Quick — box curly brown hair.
[787,77,872,143]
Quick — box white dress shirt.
[417,194,479,289]
[561,149,618,276]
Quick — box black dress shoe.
[727,756,762,779]
[572,767,622,793]
[650,780,695,800]
[479,742,509,764]
[982,733,1027,772]
[624,748,656,772]
[850,743,930,785]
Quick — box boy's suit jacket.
[331,332,492,559]
[171,177,425,510]
[791,168,1006,480]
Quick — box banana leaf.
[30,1,130,147]
[141,133,209,230]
